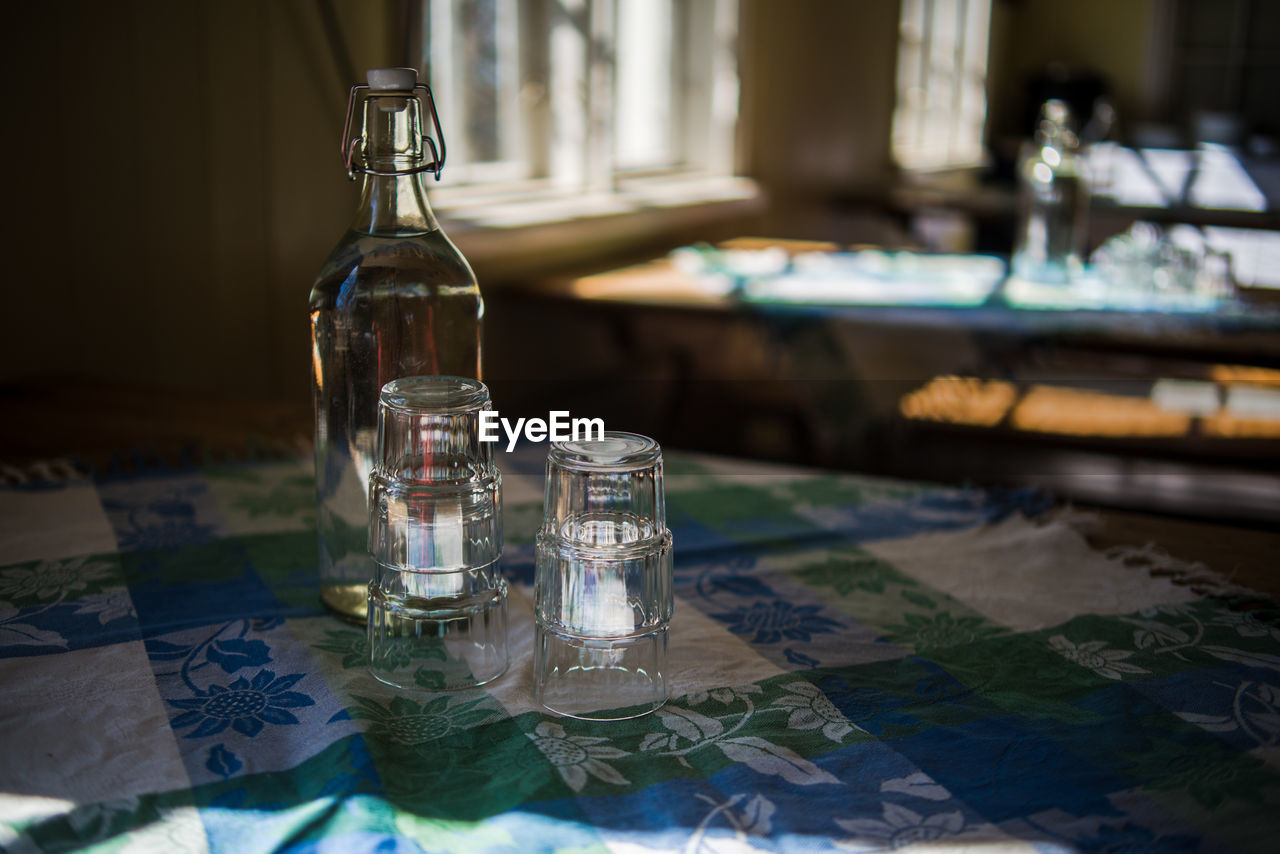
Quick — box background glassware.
[366,376,507,690]
[311,67,481,623]
[1012,99,1090,285]
[1090,221,1238,304]
[535,433,673,720]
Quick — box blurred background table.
[486,238,1280,529]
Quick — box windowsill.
[432,173,765,283]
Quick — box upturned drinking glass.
[366,376,507,690]
[534,432,673,719]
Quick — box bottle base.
[320,582,371,625]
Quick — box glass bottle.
[1012,99,1090,284]
[309,67,481,622]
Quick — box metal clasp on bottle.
[341,83,447,182]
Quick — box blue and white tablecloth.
[2,447,1278,852]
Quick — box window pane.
[615,0,674,170]
[459,0,501,162]
[427,0,522,174]
[892,0,991,169]
[416,0,739,193]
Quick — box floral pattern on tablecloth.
[1,449,1276,853]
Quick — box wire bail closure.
[341,83,447,182]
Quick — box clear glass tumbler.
[366,376,508,690]
[534,432,673,720]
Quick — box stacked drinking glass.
[366,377,508,691]
[534,432,674,719]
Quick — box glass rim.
[379,376,490,414]
[548,431,661,473]
[536,528,671,559]
[370,470,501,494]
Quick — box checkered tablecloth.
[2,448,1278,852]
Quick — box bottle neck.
[352,173,440,235]
[350,93,441,236]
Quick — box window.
[408,0,745,214]
[419,0,525,184]
[891,0,992,171]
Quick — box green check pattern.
[1,449,1277,853]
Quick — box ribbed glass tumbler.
[366,376,508,691]
[534,432,673,720]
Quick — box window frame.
[891,0,993,172]
[405,0,744,200]
[398,0,759,277]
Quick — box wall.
[986,0,1164,141]
[738,0,902,236]
[2,1,393,404]
[0,0,910,403]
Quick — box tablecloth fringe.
[1050,506,1268,602]
[1099,540,1266,600]
[1,436,312,486]
[0,458,87,486]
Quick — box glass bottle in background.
[310,67,481,622]
[1081,96,1118,199]
[1012,99,1091,285]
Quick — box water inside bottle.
[310,229,481,622]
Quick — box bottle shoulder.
[309,229,479,305]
